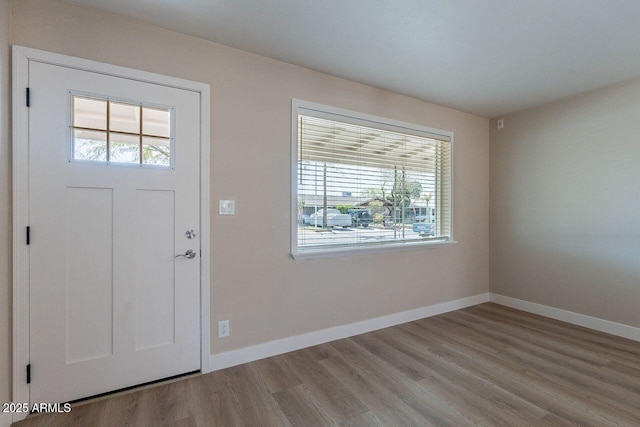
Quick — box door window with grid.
[70,93,173,168]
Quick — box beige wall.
[1,0,489,397]
[490,77,640,328]
[0,0,11,406]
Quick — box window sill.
[290,240,457,261]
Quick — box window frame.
[290,99,455,260]
[67,90,176,170]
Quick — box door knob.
[176,249,197,259]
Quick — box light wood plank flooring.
[14,303,640,426]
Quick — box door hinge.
[26,88,30,107]
[26,226,30,245]
[26,364,31,384]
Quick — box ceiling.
[67,0,640,118]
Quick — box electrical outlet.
[218,320,230,338]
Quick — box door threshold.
[26,370,201,419]
[70,370,202,407]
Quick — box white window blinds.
[293,103,452,255]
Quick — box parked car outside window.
[412,221,435,236]
[305,209,352,227]
[347,209,371,228]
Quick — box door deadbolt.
[185,229,196,239]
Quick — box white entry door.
[28,61,201,404]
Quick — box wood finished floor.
[14,303,640,426]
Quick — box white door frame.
[12,45,211,419]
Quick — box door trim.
[12,45,211,419]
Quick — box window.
[292,100,452,257]
[70,94,173,168]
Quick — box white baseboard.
[0,412,12,427]
[210,292,490,371]
[490,293,640,342]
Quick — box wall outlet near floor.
[218,320,230,338]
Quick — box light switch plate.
[219,200,235,215]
